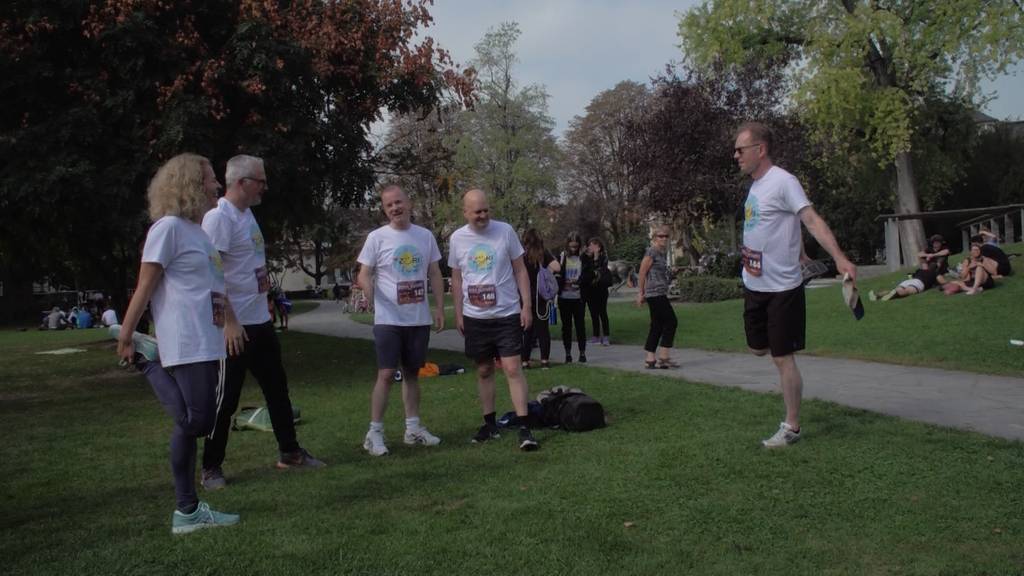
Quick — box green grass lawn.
[2,329,1022,575]
[606,242,1024,376]
[350,244,1024,376]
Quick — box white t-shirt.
[101,308,118,327]
[202,197,272,325]
[741,165,811,292]
[357,224,441,326]
[448,220,525,319]
[143,216,226,367]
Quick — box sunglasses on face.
[655,234,669,238]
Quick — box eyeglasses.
[734,143,761,155]
[243,177,268,187]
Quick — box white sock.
[369,421,384,433]
[405,416,421,432]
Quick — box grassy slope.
[1,330,1021,575]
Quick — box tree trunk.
[893,151,925,265]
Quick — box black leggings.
[644,295,677,353]
[586,288,610,338]
[523,298,552,362]
[559,298,586,353]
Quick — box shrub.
[703,250,743,278]
[675,276,744,303]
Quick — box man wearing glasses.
[734,123,856,448]
[200,155,325,490]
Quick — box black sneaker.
[565,353,573,364]
[275,448,326,469]
[578,353,587,363]
[471,424,501,444]
[518,427,539,451]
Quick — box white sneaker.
[404,427,441,446]
[363,430,389,456]
[762,422,801,448]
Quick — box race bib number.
[467,284,497,308]
[255,266,270,293]
[742,246,763,277]
[397,280,425,305]
[211,291,226,327]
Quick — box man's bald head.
[462,188,491,231]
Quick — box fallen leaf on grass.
[624,521,636,528]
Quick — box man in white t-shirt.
[356,185,445,456]
[100,303,118,327]
[734,122,857,448]
[200,155,324,491]
[449,189,539,451]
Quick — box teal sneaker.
[171,501,240,535]
[108,325,160,364]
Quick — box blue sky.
[421,0,1024,136]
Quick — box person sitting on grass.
[945,242,995,296]
[973,234,1012,278]
[870,234,950,301]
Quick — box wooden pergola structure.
[876,203,1024,271]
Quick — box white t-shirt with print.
[741,165,811,292]
[448,220,525,319]
[143,216,227,367]
[357,224,441,326]
[202,198,272,325]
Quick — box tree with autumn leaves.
[0,0,472,316]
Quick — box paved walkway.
[291,301,1024,441]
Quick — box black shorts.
[372,325,430,371]
[463,314,522,361]
[743,285,806,357]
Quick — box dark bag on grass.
[537,386,606,431]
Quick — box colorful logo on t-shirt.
[467,244,496,274]
[250,222,265,258]
[207,245,225,284]
[744,195,761,232]
[392,244,423,278]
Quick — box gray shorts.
[373,325,431,371]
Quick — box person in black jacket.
[582,237,612,345]
[521,228,561,369]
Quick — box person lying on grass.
[870,234,950,302]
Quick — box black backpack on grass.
[537,387,606,432]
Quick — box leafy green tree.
[451,22,560,233]
[680,0,1024,261]
[0,0,470,316]
[562,81,649,249]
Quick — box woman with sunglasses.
[635,225,679,369]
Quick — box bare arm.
[547,257,561,274]
[450,267,464,335]
[117,262,163,362]
[635,254,653,305]
[512,255,533,330]
[356,263,374,305]
[220,251,248,356]
[428,260,445,332]
[799,207,856,281]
